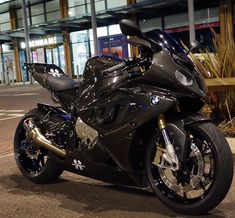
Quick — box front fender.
[184,113,212,126]
[167,113,211,162]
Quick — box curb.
[227,138,235,165]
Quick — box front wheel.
[146,122,233,215]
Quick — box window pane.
[70,30,88,43]
[17,19,23,28]
[87,0,106,13]
[17,8,30,19]
[140,18,161,32]
[89,29,93,41]
[69,0,85,7]
[31,3,44,16]
[0,22,10,31]
[208,7,219,22]
[95,0,105,11]
[107,0,126,9]
[72,42,89,76]
[165,13,188,29]
[0,12,10,23]
[17,8,23,19]
[68,5,86,17]
[97,26,107,37]
[0,0,11,3]
[195,7,219,24]
[46,0,60,12]
[108,24,121,35]
[47,11,60,22]
[31,15,45,25]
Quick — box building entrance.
[45,45,65,71]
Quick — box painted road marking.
[0,93,39,96]
[0,116,24,121]
[0,110,25,112]
[0,110,25,121]
[0,152,13,159]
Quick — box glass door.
[46,48,52,64]
[52,47,59,66]
[58,45,65,72]
[46,46,64,70]
[32,50,39,63]
[19,50,29,82]
[3,53,15,84]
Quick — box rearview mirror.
[119,19,143,37]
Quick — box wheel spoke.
[198,181,206,192]
[183,191,188,199]
[31,159,41,172]
[204,172,214,179]
[38,153,45,167]
[146,125,219,206]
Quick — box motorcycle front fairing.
[142,29,207,99]
[63,82,177,181]
[137,50,207,99]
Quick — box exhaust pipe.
[23,118,66,158]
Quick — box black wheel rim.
[15,117,49,175]
[147,127,216,205]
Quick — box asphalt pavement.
[0,84,235,218]
[0,84,53,155]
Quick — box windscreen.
[145,29,185,54]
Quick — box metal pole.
[188,0,195,42]
[90,0,98,56]
[22,0,33,84]
[0,44,5,85]
[11,65,14,85]
[22,67,25,85]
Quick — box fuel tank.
[80,55,127,98]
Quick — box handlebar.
[103,62,126,74]
[102,57,149,75]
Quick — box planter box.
[226,137,235,165]
[205,78,235,92]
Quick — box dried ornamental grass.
[182,27,235,124]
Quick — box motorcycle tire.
[146,121,233,215]
[14,108,64,184]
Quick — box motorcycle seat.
[46,72,78,92]
[25,63,78,92]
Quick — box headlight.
[175,69,193,86]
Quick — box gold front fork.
[153,113,179,171]
[158,114,166,130]
[152,114,166,165]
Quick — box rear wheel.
[146,122,233,215]
[14,108,63,184]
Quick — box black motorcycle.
[14,19,233,215]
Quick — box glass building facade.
[0,0,128,83]
[70,24,126,76]
[0,0,231,84]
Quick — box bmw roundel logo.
[150,96,160,105]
